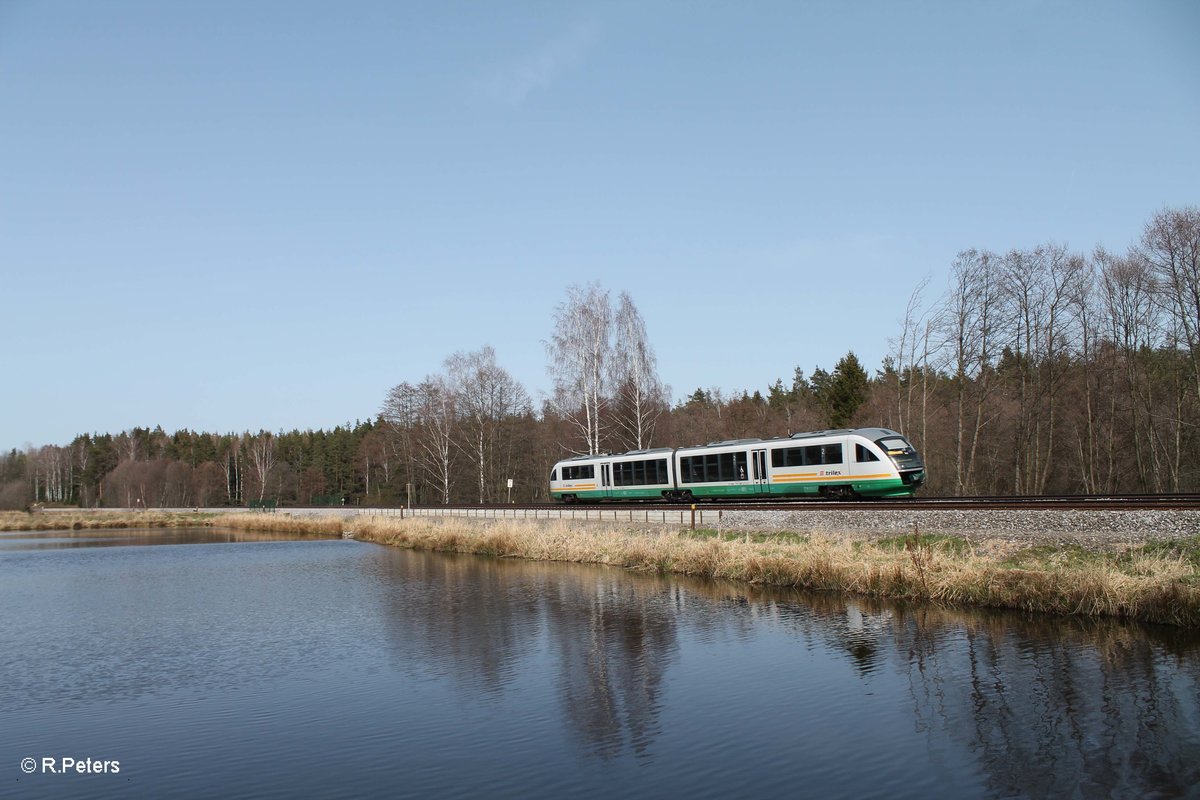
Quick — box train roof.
[681,428,907,451]
[553,446,673,464]
[850,427,904,440]
[788,429,853,440]
[554,430,910,462]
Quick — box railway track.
[384,494,1200,513]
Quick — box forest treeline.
[2,207,1197,508]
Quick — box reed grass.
[347,517,1200,628]
[0,510,340,536]
[217,513,346,536]
[0,510,218,531]
[4,511,1196,627]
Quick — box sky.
[2,0,1198,452]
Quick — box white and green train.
[549,428,925,502]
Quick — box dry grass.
[4,511,1196,627]
[347,517,1200,628]
[0,510,341,536]
[0,510,217,531]
[218,513,345,536]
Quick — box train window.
[772,447,804,468]
[562,464,595,481]
[680,452,747,482]
[680,456,698,483]
[770,445,843,467]
[855,444,879,462]
[551,469,558,481]
[612,458,668,485]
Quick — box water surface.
[2,528,1198,799]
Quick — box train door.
[751,448,770,496]
[600,463,612,499]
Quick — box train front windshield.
[876,435,924,471]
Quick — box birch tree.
[609,291,668,450]
[416,376,455,504]
[546,282,611,455]
[247,431,277,502]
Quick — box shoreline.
[4,511,1198,628]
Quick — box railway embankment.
[705,507,1200,549]
[4,509,1198,628]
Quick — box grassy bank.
[0,510,342,536]
[4,511,1197,627]
[0,510,221,530]
[346,517,1200,628]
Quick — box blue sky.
[3,0,1197,451]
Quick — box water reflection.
[748,591,1200,798]
[893,607,1200,798]
[0,527,340,551]
[367,545,1200,795]
[543,577,676,758]
[371,550,680,758]
[3,533,1198,798]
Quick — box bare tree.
[999,244,1088,493]
[1142,206,1200,407]
[381,382,421,504]
[1070,253,1103,492]
[609,292,668,451]
[1098,247,1165,489]
[163,461,193,507]
[941,249,1004,494]
[356,428,391,503]
[887,276,942,450]
[546,282,612,454]
[446,346,532,503]
[247,431,277,502]
[415,376,456,504]
[192,461,226,507]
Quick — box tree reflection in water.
[372,547,680,758]
[770,592,1200,798]
[371,547,1200,794]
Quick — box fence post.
[690,504,696,531]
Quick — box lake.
[2,528,1198,799]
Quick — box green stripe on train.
[553,476,917,500]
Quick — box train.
[549,428,925,502]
